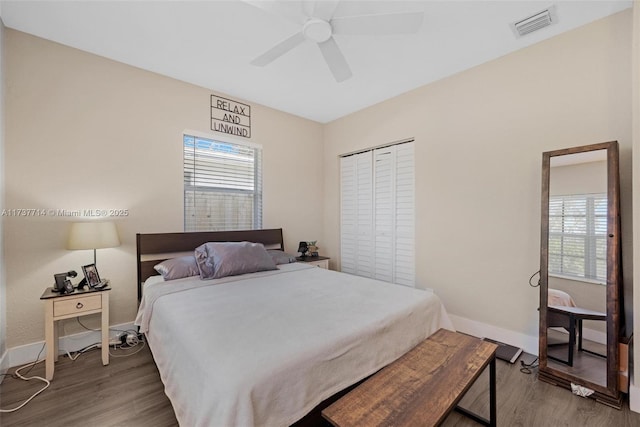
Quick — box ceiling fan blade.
[243,0,307,25]
[251,32,306,66]
[318,37,352,82]
[332,11,424,35]
[311,0,340,21]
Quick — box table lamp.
[297,241,309,259]
[67,221,121,266]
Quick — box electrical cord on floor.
[62,342,102,361]
[0,327,145,413]
[14,343,45,378]
[109,338,146,358]
[76,317,140,338]
[73,317,145,355]
[76,317,100,331]
[520,357,539,374]
[0,352,50,413]
[0,339,97,414]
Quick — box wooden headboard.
[136,228,284,302]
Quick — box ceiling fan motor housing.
[303,18,332,43]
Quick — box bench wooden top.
[322,328,498,427]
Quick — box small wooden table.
[40,286,111,380]
[322,329,498,427]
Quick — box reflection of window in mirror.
[549,193,606,283]
[549,150,607,285]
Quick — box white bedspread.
[135,263,453,427]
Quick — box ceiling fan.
[246,1,424,82]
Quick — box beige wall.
[4,30,324,347]
[323,11,632,341]
[550,160,607,196]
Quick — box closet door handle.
[76,302,84,309]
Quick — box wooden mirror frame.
[538,140,622,408]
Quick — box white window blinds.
[183,134,262,232]
[549,193,607,283]
[341,141,415,286]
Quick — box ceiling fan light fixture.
[249,1,424,83]
[303,18,333,43]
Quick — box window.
[548,193,607,283]
[183,134,262,231]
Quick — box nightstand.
[40,286,111,380]
[296,256,330,269]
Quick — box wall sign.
[211,95,251,138]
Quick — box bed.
[135,228,453,426]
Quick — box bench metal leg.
[454,356,496,427]
[489,356,496,427]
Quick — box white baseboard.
[580,327,607,345]
[630,381,640,413]
[0,348,8,384]
[449,314,539,356]
[4,322,136,370]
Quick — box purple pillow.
[154,256,200,281]
[267,250,297,265]
[195,241,278,280]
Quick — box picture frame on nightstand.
[82,263,101,288]
[62,279,74,294]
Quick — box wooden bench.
[322,329,498,427]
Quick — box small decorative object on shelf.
[53,270,78,294]
[297,241,309,258]
[307,241,319,257]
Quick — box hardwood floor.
[0,344,178,427]
[442,353,640,427]
[547,331,608,387]
[1,345,639,426]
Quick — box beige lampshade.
[67,221,121,250]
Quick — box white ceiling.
[0,0,632,123]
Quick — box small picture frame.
[82,264,101,288]
[62,279,74,294]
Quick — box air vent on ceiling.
[511,6,557,38]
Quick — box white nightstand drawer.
[307,259,329,269]
[296,256,330,270]
[53,294,102,317]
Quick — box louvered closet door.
[340,151,374,277]
[373,143,415,287]
[393,142,415,286]
[373,148,395,282]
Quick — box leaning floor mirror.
[538,140,622,408]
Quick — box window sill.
[549,273,605,286]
